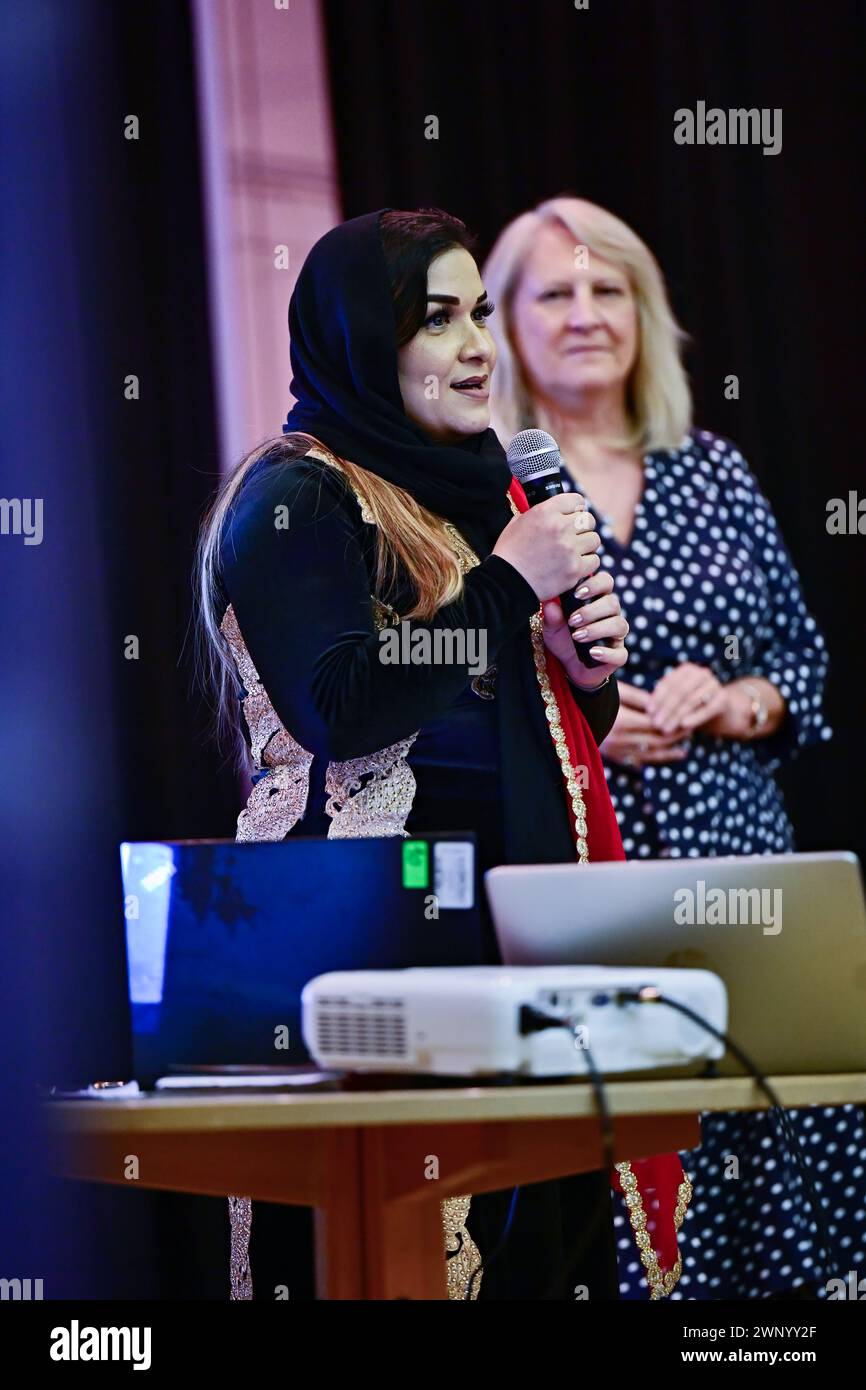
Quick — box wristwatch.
[741,681,768,735]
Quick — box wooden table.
[44,1073,866,1300]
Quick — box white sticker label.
[433,841,475,910]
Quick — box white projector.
[302,966,727,1078]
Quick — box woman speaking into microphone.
[195,208,683,1301]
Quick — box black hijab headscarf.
[282,210,512,557]
[281,208,588,868]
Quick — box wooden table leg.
[359,1127,448,1301]
[312,1128,366,1300]
[344,1112,702,1301]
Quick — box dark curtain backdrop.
[322,0,866,863]
[2,0,235,1296]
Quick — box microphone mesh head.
[505,428,562,482]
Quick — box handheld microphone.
[505,429,606,668]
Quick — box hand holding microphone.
[491,491,601,605]
[493,429,629,679]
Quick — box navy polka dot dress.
[561,429,866,1299]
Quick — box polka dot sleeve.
[716,441,832,766]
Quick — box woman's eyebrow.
[426,290,488,305]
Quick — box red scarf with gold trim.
[509,478,691,1298]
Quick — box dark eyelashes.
[423,298,496,328]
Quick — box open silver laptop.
[485,852,866,1077]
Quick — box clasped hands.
[602,663,754,768]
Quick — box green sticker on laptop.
[402,839,429,889]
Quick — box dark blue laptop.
[120,834,481,1087]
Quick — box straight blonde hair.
[483,197,692,451]
[194,433,466,767]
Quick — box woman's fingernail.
[569,613,584,627]
[575,585,590,598]
[575,631,592,642]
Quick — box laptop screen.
[120,835,480,1085]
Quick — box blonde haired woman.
[482,197,866,1302]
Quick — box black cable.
[614,988,844,1285]
[503,994,845,1299]
[454,1006,614,1300]
[519,1005,621,1299]
[536,1027,620,1300]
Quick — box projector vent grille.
[315,998,408,1058]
